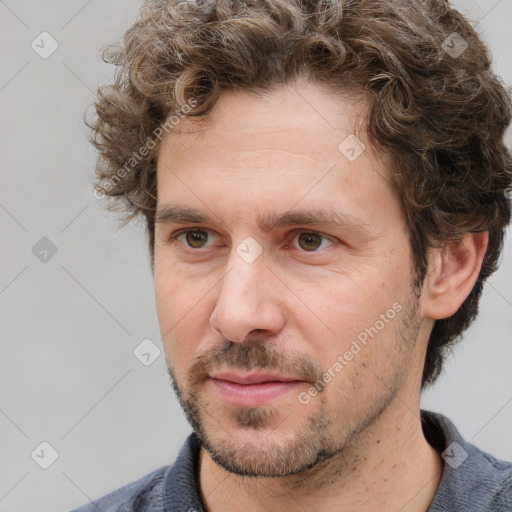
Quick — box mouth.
[208,370,306,408]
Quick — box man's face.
[154,81,425,477]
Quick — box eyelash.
[168,229,336,252]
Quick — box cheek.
[303,272,390,326]
[296,272,407,370]
[154,257,200,325]
[154,272,192,357]
[154,267,216,375]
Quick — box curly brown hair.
[89,0,512,390]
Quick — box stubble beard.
[167,290,422,478]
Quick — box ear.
[422,232,489,320]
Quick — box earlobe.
[422,232,489,320]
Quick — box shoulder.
[472,449,512,511]
[422,410,512,511]
[70,466,169,512]
[69,432,204,512]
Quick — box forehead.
[155,81,397,225]
[161,81,389,161]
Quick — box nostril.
[248,329,267,336]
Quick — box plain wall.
[0,1,510,510]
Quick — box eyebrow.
[155,205,373,235]
[156,205,211,225]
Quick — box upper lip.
[209,371,302,385]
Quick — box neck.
[198,400,443,512]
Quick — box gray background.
[0,1,510,511]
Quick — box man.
[74,0,512,510]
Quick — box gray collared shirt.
[71,410,512,511]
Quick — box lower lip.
[210,379,305,407]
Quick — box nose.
[209,252,285,343]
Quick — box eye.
[175,229,212,249]
[292,232,334,251]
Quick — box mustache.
[177,339,325,389]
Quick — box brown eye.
[184,230,209,248]
[297,232,325,251]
